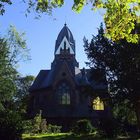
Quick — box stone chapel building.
[28,24,110,130]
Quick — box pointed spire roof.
[55,24,75,54]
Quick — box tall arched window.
[57,82,70,105]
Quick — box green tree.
[0,25,29,140]
[113,99,137,134]
[84,23,140,132]
[1,0,139,43]
[0,38,16,110]
[0,110,23,140]
[0,25,28,111]
[14,75,35,115]
[23,0,140,43]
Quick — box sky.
[0,1,104,77]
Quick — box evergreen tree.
[84,23,140,132]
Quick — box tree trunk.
[134,100,140,134]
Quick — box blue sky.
[0,1,104,76]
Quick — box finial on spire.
[64,15,67,26]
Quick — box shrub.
[46,124,62,133]
[0,110,23,140]
[40,119,47,133]
[23,117,61,134]
[71,119,94,135]
[32,113,42,134]
[23,115,47,134]
[23,120,33,134]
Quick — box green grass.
[22,133,103,140]
[22,133,140,140]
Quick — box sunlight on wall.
[93,97,104,110]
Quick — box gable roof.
[55,36,75,54]
[29,70,50,91]
[30,65,107,92]
[30,59,76,91]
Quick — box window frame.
[57,82,71,105]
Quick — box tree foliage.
[0,0,12,15]
[113,100,137,128]
[84,23,140,130]
[71,119,94,135]
[0,25,30,139]
[1,0,139,43]
[14,75,35,115]
[0,25,29,110]
[0,39,16,110]
[25,0,140,43]
[32,111,42,133]
[28,0,140,43]
[0,110,23,140]
[103,0,139,43]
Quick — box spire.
[55,24,75,55]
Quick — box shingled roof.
[29,70,50,91]
[55,24,75,54]
[30,66,107,92]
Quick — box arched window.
[57,82,70,105]
[93,97,104,110]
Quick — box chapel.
[28,24,110,130]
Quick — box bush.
[71,119,94,135]
[46,124,62,133]
[40,119,47,133]
[23,120,33,134]
[0,110,23,140]
[23,111,61,134]
[23,117,61,134]
[32,113,42,134]
[23,117,47,134]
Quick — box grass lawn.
[22,133,140,140]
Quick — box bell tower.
[52,24,79,70]
[54,23,75,56]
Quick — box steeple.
[55,24,75,55]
